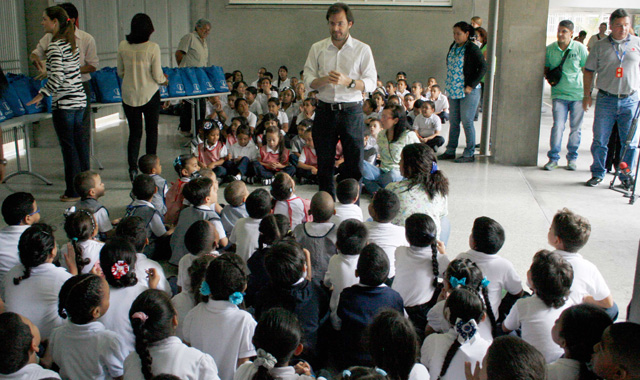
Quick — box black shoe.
[438,152,456,160]
[454,156,475,163]
[585,177,603,187]
[129,169,138,182]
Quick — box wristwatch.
[348,79,356,89]
[0,158,7,165]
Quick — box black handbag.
[545,48,571,87]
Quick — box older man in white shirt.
[304,2,377,197]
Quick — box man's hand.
[328,71,351,87]
[583,96,592,112]
[464,86,473,94]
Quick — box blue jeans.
[362,161,403,194]
[223,157,252,176]
[52,108,89,197]
[445,87,482,157]
[548,99,584,162]
[590,92,640,179]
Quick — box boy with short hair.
[385,81,397,98]
[397,79,410,98]
[592,322,640,380]
[73,171,116,239]
[413,100,445,152]
[429,85,450,123]
[138,154,168,215]
[331,178,363,225]
[229,188,272,262]
[411,81,428,101]
[0,192,40,293]
[245,86,263,117]
[296,127,319,185]
[220,180,249,236]
[548,208,617,318]
[365,189,409,279]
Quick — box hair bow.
[71,237,78,242]
[253,348,277,370]
[229,291,245,305]
[173,156,182,168]
[481,277,490,288]
[430,162,438,174]
[200,281,211,296]
[111,260,129,279]
[203,121,214,130]
[342,370,352,379]
[132,312,149,323]
[375,368,388,377]
[449,276,466,288]
[455,318,478,344]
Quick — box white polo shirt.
[229,217,262,262]
[393,246,449,307]
[182,301,257,380]
[553,250,610,302]
[324,253,359,329]
[273,196,307,231]
[364,221,409,278]
[171,291,196,339]
[234,362,315,380]
[0,224,30,293]
[421,329,490,380]
[426,299,493,342]
[228,139,259,161]
[330,203,364,226]
[547,358,580,380]
[98,283,148,358]
[61,239,104,274]
[135,253,171,295]
[0,363,60,380]
[430,93,450,114]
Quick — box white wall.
[0,0,29,74]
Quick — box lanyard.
[610,38,629,65]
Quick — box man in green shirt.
[543,20,589,171]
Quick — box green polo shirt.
[545,40,588,101]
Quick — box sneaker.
[454,156,475,163]
[566,160,577,171]
[544,161,558,171]
[438,152,456,160]
[262,178,273,186]
[244,176,254,184]
[585,177,603,187]
[234,174,242,181]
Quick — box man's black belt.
[317,100,362,111]
[599,89,637,99]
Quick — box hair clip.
[430,162,438,174]
[71,237,78,242]
[449,276,466,288]
[173,156,182,168]
[229,291,244,305]
[455,318,478,343]
[63,206,77,217]
[132,311,149,323]
[375,368,388,377]
[111,260,129,279]
[203,121,213,130]
[481,277,490,288]
[342,370,352,378]
[200,281,211,296]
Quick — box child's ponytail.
[258,214,291,250]
[64,209,95,273]
[14,224,55,285]
[481,285,498,337]
[251,308,303,380]
[405,213,440,288]
[58,274,104,324]
[265,125,287,164]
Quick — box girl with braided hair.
[124,289,219,380]
[61,208,103,274]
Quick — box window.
[229,0,451,6]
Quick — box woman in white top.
[125,289,220,380]
[117,13,168,181]
[62,208,103,274]
[1,224,72,340]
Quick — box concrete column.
[490,0,549,165]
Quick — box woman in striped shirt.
[28,6,88,202]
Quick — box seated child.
[272,172,309,230]
[221,181,249,236]
[430,85,450,123]
[138,154,168,215]
[467,336,547,380]
[281,87,299,123]
[224,115,245,147]
[268,97,290,133]
[182,253,257,380]
[325,219,368,330]
[404,93,417,125]
[224,125,259,183]
[230,188,272,262]
[0,192,40,293]
[548,208,617,318]
[246,86,263,117]
[289,120,311,169]
[126,175,173,259]
[296,127,318,185]
[176,220,219,294]
[413,100,445,152]
[331,178,364,226]
[411,82,428,101]
[363,98,378,125]
[231,97,257,130]
[592,322,640,380]
[337,243,404,365]
[61,209,103,274]
[364,121,380,166]
[364,189,409,279]
[257,77,277,113]
[222,90,239,122]
[387,94,402,107]
[164,154,200,226]
[116,216,172,294]
[0,312,61,379]
[252,125,296,186]
[385,81,397,99]
[73,171,117,239]
[2,224,72,340]
[293,191,338,283]
[197,119,228,179]
[298,98,316,124]
[426,77,438,95]
[456,216,523,333]
[44,274,125,379]
[421,287,491,380]
[254,112,281,147]
[172,254,216,338]
[205,94,226,121]
[169,177,227,265]
[234,308,314,380]
[127,289,219,379]
[503,250,575,363]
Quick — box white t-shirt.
[135,253,171,295]
[503,295,575,363]
[547,358,580,380]
[99,283,148,358]
[171,291,196,339]
[421,329,490,380]
[0,363,60,380]
[273,195,307,231]
[61,239,104,274]
[2,263,72,339]
[276,110,289,126]
[455,249,523,317]
[49,321,126,380]
[324,253,360,329]
[249,100,263,116]
[330,203,364,226]
[234,362,314,380]
[409,363,430,380]
[229,217,262,262]
[228,112,258,129]
[178,253,197,293]
[413,113,442,138]
[0,225,29,294]
[94,207,113,234]
[182,301,257,380]
[427,299,494,342]
[554,250,611,302]
[393,246,449,307]
[431,93,449,114]
[228,140,259,161]
[124,336,220,380]
[364,221,409,278]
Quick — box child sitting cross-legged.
[295,127,318,185]
[272,172,309,231]
[197,119,228,180]
[252,125,295,186]
[413,100,445,153]
[223,125,259,183]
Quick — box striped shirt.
[39,39,86,110]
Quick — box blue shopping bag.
[166,68,186,97]
[92,68,122,103]
[2,84,26,117]
[0,97,14,120]
[194,67,215,94]
[181,67,203,96]
[204,66,229,93]
[8,75,44,114]
[88,78,98,103]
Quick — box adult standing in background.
[304,2,377,197]
[118,14,168,181]
[30,2,98,166]
[176,19,211,137]
[587,23,609,52]
[583,8,640,187]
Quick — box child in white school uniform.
[224,125,260,183]
[364,190,408,280]
[257,78,277,115]
[1,224,72,340]
[233,308,314,380]
[61,209,103,274]
[324,219,368,330]
[44,274,126,380]
[232,98,258,130]
[246,86,263,117]
[502,250,575,363]
[98,237,154,358]
[197,120,228,179]
[164,154,200,226]
[413,100,445,152]
[465,336,547,380]
[547,304,612,380]
[182,253,257,380]
[221,181,250,236]
[177,220,219,294]
[272,173,309,231]
[429,85,450,123]
[392,214,449,335]
[268,97,290,134]
[331,179,364,226]
[421,287,491,380]
[229,189,272,262]
[0,312,61,380]
[138,154,168,216]
[125,289,220,380]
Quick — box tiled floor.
[1,91,638,320]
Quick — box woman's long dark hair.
[127,13,154,44]
[400,143,449,199]
[453,21,475,42]
[383,104,408,144]
[45,6,76,52]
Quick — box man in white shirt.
[587,22,609,52]
[304,2,377,197]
